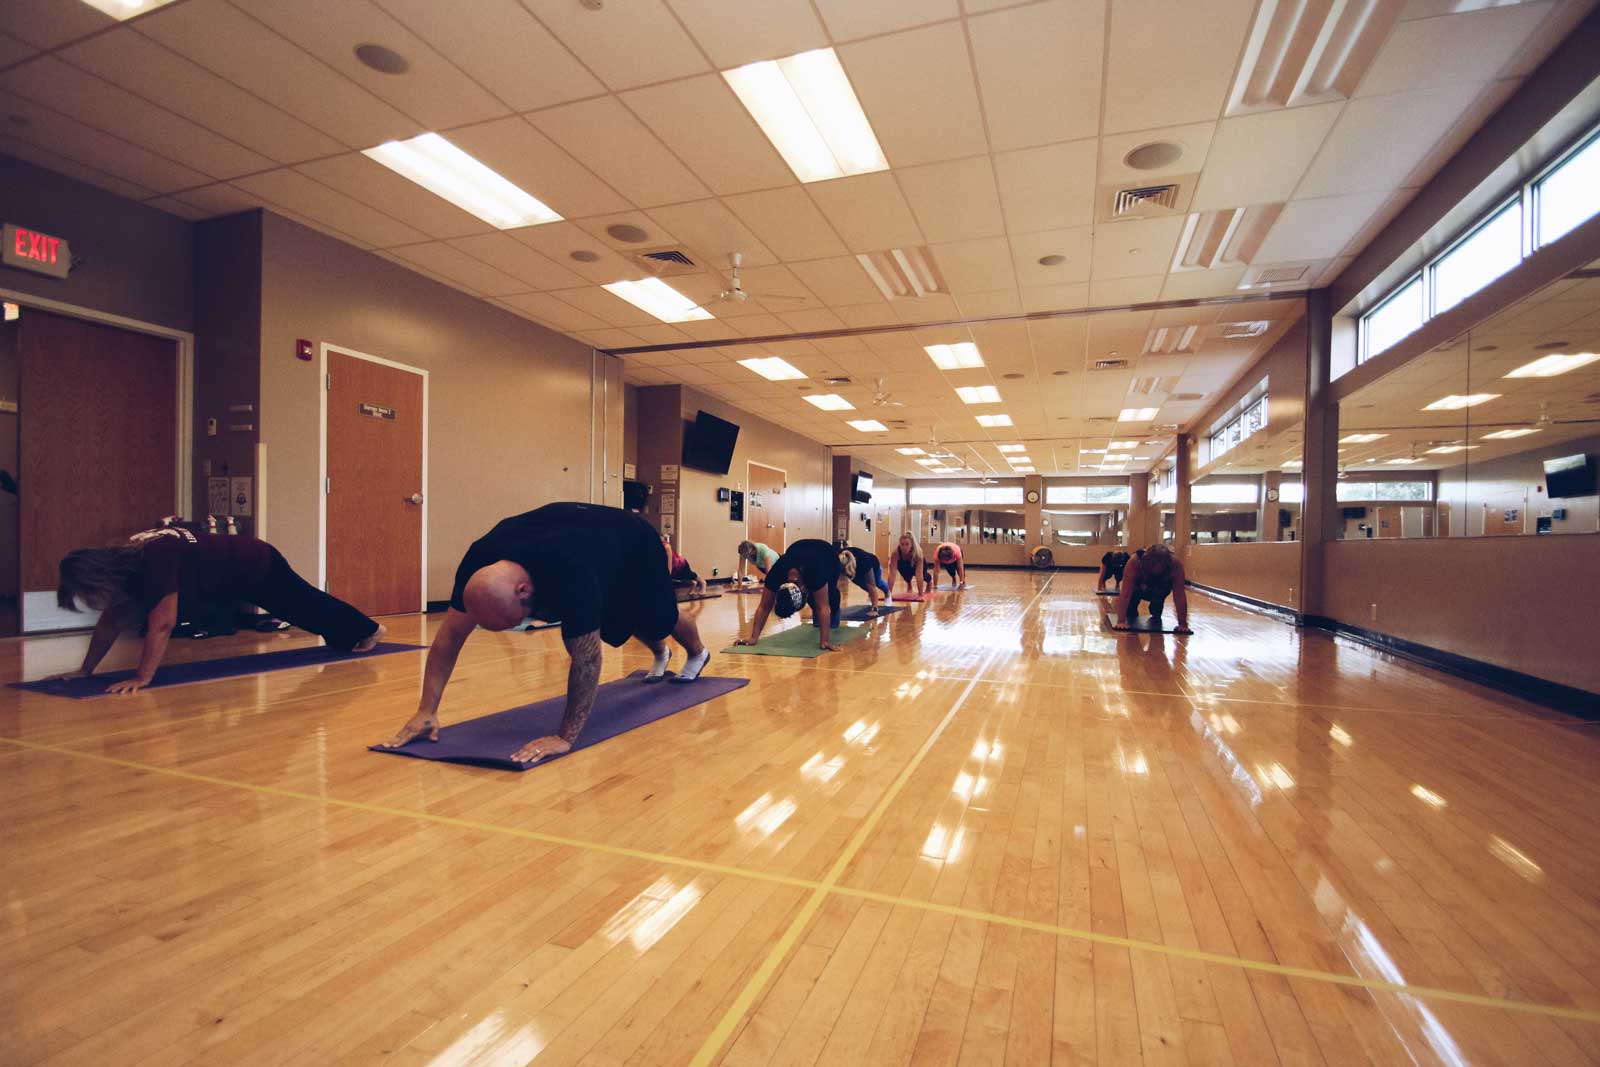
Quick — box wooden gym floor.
[2,570,1598,1065]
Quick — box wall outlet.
[712,567,719,577]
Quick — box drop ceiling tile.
[1192,103,1344,211]
[448,232,591,290]
[386,241,533,295]
[295,154,492,239]
[524,0,709,90]
[647,200,778,269]
[1020,283,1090,313]
[0,56,276,179]
[933,236,1018,293]
[499,292,614,331]
[813,0,960,43]
[1399,78,1519,191]
[0,97,210,193]
[729,313,792,336]
[147,196,209,221]
[955,290,1023,318]
[896,156,1006,244]
[62,29,343,164]
[779,308,849,332]
[969,0,1103,151]
[838,23,989,168]
[1089,276,1166,307]
[1356,2,1555,98]
[1103,0,1256,134]
[621,75,795,195]
[993,139,1097,234]
[1009,227,1093,287]
[735,264,818,305]
[788,257,885,305]
[3,0,112,50]
[445,117,631,219]
[1294,82,1483,198]
[807,172,925,253]
[233,169,429,247]
[579,328,651,349]
[723,187,849,260]
[665,0,827,67]
[554,285,667,328]
[0,138,157,200]
[574,210,679,252]
[0,31,35,67]
[892,294,960,322]
[1090,217,1184,281]
[505,221,648,284]
[1159,267,1248,300]
[837,304,903,328]
[529,97,711,208]
[174,183,268,216]
[1099,122,1215,189]
[674,319,746,341]
[230,0,509,129]
[627,324,695,345]
[138,1,420,148]
[372,0,602,110]
[1254,190,1395,263]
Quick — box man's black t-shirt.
[128,529,275,613]
[844,546,880,588]
[765,539,840,595]
[449,503,675,645]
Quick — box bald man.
[382,502,710,764]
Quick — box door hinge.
[325,372,331,391]
[325,476,331,494]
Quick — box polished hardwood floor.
[2,570,1597,1065]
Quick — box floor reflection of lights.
[799,751,844,783]
[1410,784,1447,810]
[428,1011,549,1067]
[1329,723,1354,747]
[598,875,707,953]
[734,793,797,838]
[843,720,880,746]
[921,823,966,863]
[1041,633,1118,656]
[1189,709,1263,807]
[1488,835,1544,883]
[1115,746,1149,776]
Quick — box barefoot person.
[735,540,779,584]
[932,541,966,590]
[56,527,384,694]
[383,503,711,765]
[734,537,843,652]
[888,532,927,597]
[1114,543,1192,634]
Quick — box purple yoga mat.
[10,642,425,699]
[369,669,749,772]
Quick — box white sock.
[676,648,711,682]
[648,648,671,679]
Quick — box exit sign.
[3,223,72,279]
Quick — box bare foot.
[353,623,387,653]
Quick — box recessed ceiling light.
[605,223,651,243]
[1011,466,1035,473]
[1423,394,1499,411]
[354,43,410,74]
[1339,432,1388,444]
[1385,457,1422,464]
[78,0,183,20]
[997,444,1026,453]
[723,48,888,184]
[569,250,601,263]
[1081,448,1106,454]
[1008,456,1032,465]
[1107,440,1137,449]
[1124,141,1184,170]
[924,342,983,369]
[1002,372,1025,380]
[848,419,888,432]
[601,278,712,323]
[1118,407,1159,421]
[1480,427,1540,439]
[915,457,942,466]
[803,393,853,411]
[1426,444,1478,454]
[955,385,1001,404]
[3,302,18,321]
[1504,352,1599,378]
[1052,369,1070,376]
[1038,254,1066,266]
[737,356,806,381]
[1103,453,1132,461]
[364,133,562,229]
[897,446,927,455]
[975,413,1013,427]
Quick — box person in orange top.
[932,541,965,590]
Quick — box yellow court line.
[3,730,1598,1027]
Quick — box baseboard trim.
[1185,581,1302,624]
[1302,615,1599,720]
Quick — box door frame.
[746,459,787,546]
[317,343,429,611]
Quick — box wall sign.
[207,477,230,516]
[358,402,396,420]
[3,224,72,279]
[230,476,254,518]
[660,492,676,516]
[660,463,679,482]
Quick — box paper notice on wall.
[835,522,848,540]
[661,515,675,536]
[660,463,679,482]
[207,477,230,516]
[230,476,253,518]
[623,462,636,479]
[660,493,676,516]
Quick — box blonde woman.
[888,532,927,596]
[839,545,887,617]
[736,540,779,584]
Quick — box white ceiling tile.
[372,0,603,111]
[806,172,925,253]
[896,156,1006,244]
[233,169,429,247]
[574,211,679,251]
[498,292,614,332]
[1191,103,1344,211]
[646,200,779,269]
[448,233,591,290]
[500,223,638,285]
[621,75,796,195]
[1399,78,1519,192]
[969,0,1103,151]
[892,293,960,322]
[529,97,712,208]
[579,328,651,349]
[524,0,709,90]
[0,31,36,67]
[837,304,903,328]
[555,285,669,328]
[138,1,420,148]
[1103,0,1256,134]
[0,96,210,193]
[955,290,1023,318]
[665,0,827,67]
[1089,276,1166,307]
[1099,122,1214,188]
[1254,191,1394,263]
[173,183,269,217]
[441,126,625,226]
[0,56,276,179]
[673,319,745,341]
[1356,3,1556,98]
[626,324,694,345]
[385,241,532,295]
[294,154,492,239]
[1159,267,1247,300]
[933,236,1018,293]
[230,0,510,129]
[788,257,885,305]
[2,0,113,49]
[779,308,849,332]
[1091,217,1184,281]
[723,187,849,260]
[62,29,343,164]
[1009,228,1093,287]
[1293,82,1484,199]
[839,23,989,168]
[147,195,210,221]
[0,138,157,200]
[994,139,1097,233]
[814,0,961,42]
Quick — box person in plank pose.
[887,532,927,598]
[1114,542,1192,634]
[932,541,966,590]
[55,527,384,694]
[735,540,779,584]
[1097,549,1132,592]
[734,537,843,652]
[383,503,710,765]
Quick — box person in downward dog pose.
[735,540,779,584]
[840,544,888,617]
[662,535,708,596]
[734,537,844,652]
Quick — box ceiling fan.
[871,377,904,407]
[716,252,808,305]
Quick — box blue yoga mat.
[838,604,904,620]
[1105,612,1186,634]
[10,642,426,699]
[369,669,749,772]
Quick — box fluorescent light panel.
[1481,428,1540,440]
[803,393,854,411]
[915,457,942,466]
[955,385,1001,404]
[924,342,984,369]
[723,48,887,184]
[975,414,1013,427]
[737,356,806,381]
[1107,440,1138,449]
[1503,352,1599,378]
[1008,456,1032,465]
[78,0,183,19]
[897,447,928,455]
[1426,445,1477,454]
[1385,457,1422,464]
[997,444,1026,453]
[847,419,888,432]
[363,133,562,229]
[601,278,712,323]
[1339,432,1387,444]
[1423,393,1499,411]
[1119,407,1159,421]
[1011,466,1035,473]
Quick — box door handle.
[407,493,424,505]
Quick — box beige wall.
[843,458,905,557]
[674,386,831,581]
[257,212,598,601]
[1186,541,1302,611]
[1322,535,1600,692]
[1437,434,1600,537]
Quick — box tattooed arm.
[557,630,603,743]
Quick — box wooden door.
[874,513,891,564]
[19,309,176,630]
[326,351,423,615]
[746,462,786,550]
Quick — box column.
[1174,433,1193,558]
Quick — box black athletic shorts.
[897,558,916,581]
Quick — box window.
[1335,480,1432,502]
[1433,201,1521,314]
[1209,394,1269,461]
[908,485,1024,507]
[1536,129,1600,246]
[1363,276,1424,361]
[1278,481,1304,504]
[1191,482,1259,505]
[1045,484,1131,505]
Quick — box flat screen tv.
[682,410,740,475]
[851,470,873,503]
[1543,453,1596,498]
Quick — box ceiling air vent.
[1238,262,1321,289]
[1086,416,1115,424]
[1170,392,1205,402]
[1093,358,1130,370]
[1227,0,1401,116]
[856,246,945,300]
[823,376,852,385]
[1171,204,1281,272]
[1219,320,1271,338]
[630,247,701,277]
[1112,184,1181,218]
[1143,325,1202,355]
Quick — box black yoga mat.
[1104,613,1189,634]
[370,669,748,771]
[837,604,904,620]
[11,642,425,698]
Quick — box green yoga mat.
[722,621,871,658]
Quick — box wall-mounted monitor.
[1543,453,1596,498]
[681,410,740,475]
[850,469,873,503]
